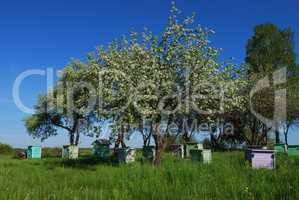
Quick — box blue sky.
[0,0,298,147]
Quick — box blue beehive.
[92,139,110,160]
[27,146,42,159]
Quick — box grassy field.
[0,151,298,200]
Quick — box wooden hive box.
[125,148,136,163]
[142,146,156,161]
[186,142,199,158]
[169,144,184,158]
[189,149,212,164]
[245,149,275,169]
[201,149,212,164]
[189,149,201,161]
[27,146,42,159]
[62,145,79,159]
[92,139,111,160]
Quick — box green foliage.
[244,23,298,145]
[24,61,101,145]
[246,23,297,77]
[24,97,59,141]
[0,143,14,155]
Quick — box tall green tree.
[246,23,296,76]
[25,61,99,145]
[245,23,297,144]
[88,2,248,165]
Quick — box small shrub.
[0,143,14,155]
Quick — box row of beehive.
[28,143,298,169]
[141,142,212,164]
[25,142,212,164]
[25,143,135,163]
[25,144,110,160]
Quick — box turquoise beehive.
[27,146,42,159]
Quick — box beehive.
[186,142,199,158]
[245,149,275,169]
[62,145,79,159]
[197,143,204,150]
[92,140,110,160]
[27,146,41,159]
[126,148,136,163]
[116,148,127,163]
[169,144,184,158]
[201,149,212,164]
[190,149,212,164]
[189,149,201,161]
[142,146,155,161]
[116,148,136,163]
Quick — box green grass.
[0,152,298,200]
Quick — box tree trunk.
[70,115,80,146]
[250,131,255,145]
[275,129,280,144]
[69,133,75,145]
[284,133,288,153]
[210,132,218,149]
[262,126,269,146]
[284,124,290,154]
[153,134,160,166]
[141,120,152,147]
[118,133,126,148]
[75,131,80,146]
[183,133,192,158]
[154,146,163,166]
[120,125,127,148]
[74,119,80,146]
[154,132,171,166]
[152,114,173,166]
[263,132,268,146]
[153,134,167,166]
[115,125,126,149]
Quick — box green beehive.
[142,146,155,161]
[288,145,299,156]
[27,146,41,159]
[274,144,285,154]
[92,139,110,160]
[116,148,127,163]
[186,142,199,158]
[190,149,212,164]
[190,149,201,161]
[62,145,79,159]
[187,142,198,150]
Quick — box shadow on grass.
[43,155,127,171]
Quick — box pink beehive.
[245,149,275,169]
